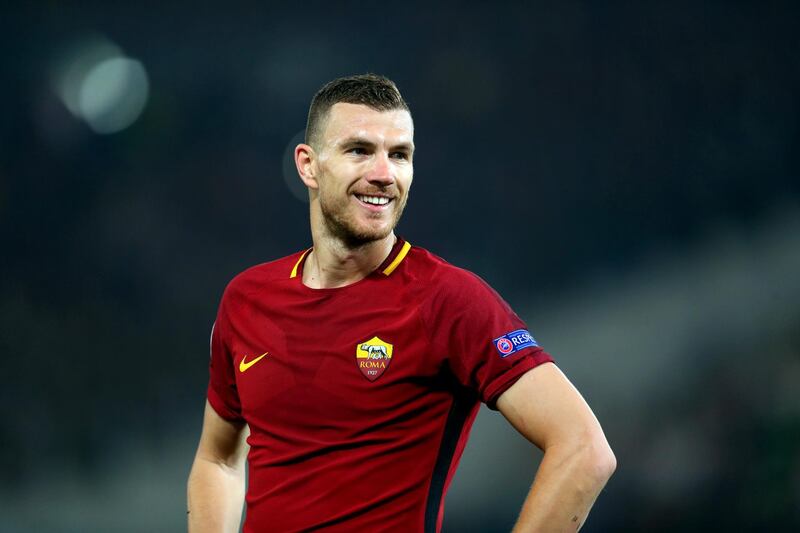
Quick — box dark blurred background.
[1,2,799,532]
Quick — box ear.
[295,143,319,190]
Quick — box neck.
[303,228,397,289]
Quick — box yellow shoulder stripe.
[290,248,311,278]
[382,241,412,276]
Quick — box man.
[187,74,615,532]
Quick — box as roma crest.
[355,336,393,381]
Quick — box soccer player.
[187,74,615,532]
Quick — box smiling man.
[187,74,615,533]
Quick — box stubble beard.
[320,191,408,248]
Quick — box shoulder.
[408,245,502,307]
[221,249,307,302]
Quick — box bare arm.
[496,362,616,532]
[187,400,249,533]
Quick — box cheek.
[318,175,350,206]
[399,170,413,192]
[321,163,356,190]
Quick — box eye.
[390,151,409,161]
[347,147,367,155]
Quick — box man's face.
[312,102,414,245]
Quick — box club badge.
[355,336,393,381]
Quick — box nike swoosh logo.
[239,352,268,373]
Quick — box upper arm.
[194,400,249,468]
[421,267,554,405]
[496,362,609,452]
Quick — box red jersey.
[207,238,553,532]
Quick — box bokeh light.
[78,57,149,134]
[52,36,149,134]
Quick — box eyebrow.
[340,136,415,152]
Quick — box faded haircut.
[305,73,410,148]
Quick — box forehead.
[321,103,414,146]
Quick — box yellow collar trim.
[291,241,410,279]
[382,241,412,276]
[290,248,311,278]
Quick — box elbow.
[584,435,616,486]
[553,430,616,489]
[544,429,617,489]
[598,443,617,482]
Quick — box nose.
[365,151,394,187]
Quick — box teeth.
[357,195,390,205]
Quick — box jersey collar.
[289,237,411,279]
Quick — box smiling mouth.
[355,194,393,207]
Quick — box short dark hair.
[305,74,410,148]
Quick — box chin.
[320,200,404,246]
[326,217,395,247]
[342,225,394,247]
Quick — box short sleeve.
[421,268,554,409]
[206,294,244,422]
